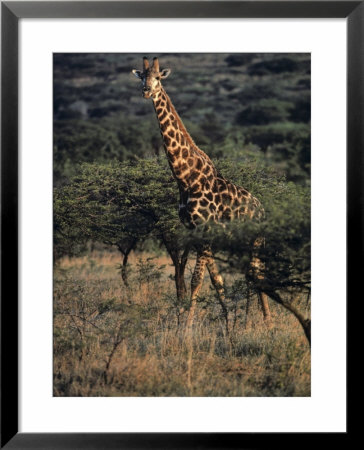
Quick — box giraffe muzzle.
[143,87,152,98]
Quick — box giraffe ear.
[160,68,171,79]
[132,69,142,79]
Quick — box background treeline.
[54,53,310,186]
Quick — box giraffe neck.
[151,88,261,230]
[152,88,216,189]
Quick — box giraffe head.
[132,57,171,99]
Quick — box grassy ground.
[53,250,310,397]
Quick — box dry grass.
[53,250,310,397]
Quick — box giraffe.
[132,57,271,334]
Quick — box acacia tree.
[54,158,190,300]
[197,160,311,343]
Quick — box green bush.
[235,99,294,126]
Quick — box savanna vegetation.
[54,53,311,396]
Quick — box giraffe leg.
[251,238,272,324]
[245,286,252,329]
[185,249,208,334]
[184,249,209,391]
[257,291,271,323]
[205,250,231,338]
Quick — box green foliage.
[54,117,160,185]
[244,122,310,183]
[215,158,286,198]
[54,188,89,260]
[53,158,188,260]
[236,99,294,126]
[247,56,309,75]
[225,54,256,67]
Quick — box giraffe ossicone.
[132,56,271,331]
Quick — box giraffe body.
[132,57,271,330]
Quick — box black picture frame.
[1,1,358,448]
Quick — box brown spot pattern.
[152,87,262,229]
